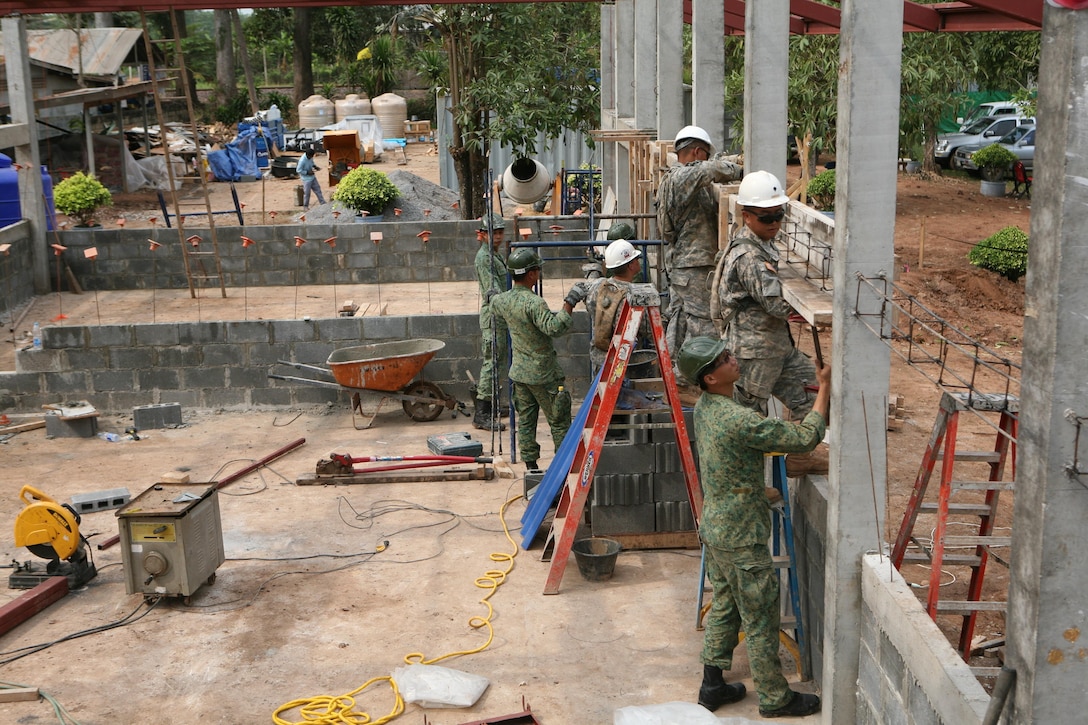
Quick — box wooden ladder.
[891,391,1018,661]
[140,11,227,299]
[540,283,702,594]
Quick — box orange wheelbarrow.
[270,339,469,429]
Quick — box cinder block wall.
[1,312,591,414]
[793,474,830,684]
[858,555,989,725]
[52,219,593,291]
[0,223,37,318]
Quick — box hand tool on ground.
[10,485,97,589]
[317,452,494,476]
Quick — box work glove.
[564,281,591,308]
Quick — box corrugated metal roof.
[25,27,142,77]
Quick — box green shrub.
[332,166,399,216]
[971,144,1017,181]
[806,168,836,211]
[968,225,1028,282]
[53,172,112,226]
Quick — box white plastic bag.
[614,701,760,725]
[391,663,490,708]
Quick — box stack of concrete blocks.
[590,409,698,536]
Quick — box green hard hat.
[607,221,636,241]
[677,336,727,386]
[507,248,543,274]
[478,212,506,231]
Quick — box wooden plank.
[608,531,700,550]
[778,262,833,326]
[0,419,46,434]
[0,577,68,638]
[0,687,40,703]
[296,467,493,485]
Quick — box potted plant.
[332,166,399,219]
[806,168,836,214]
[971,143,1017,187]
[53,171,112,227]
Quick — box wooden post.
[919,218,926,269]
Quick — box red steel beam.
[0,577,68,638]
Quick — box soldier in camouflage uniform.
[490,248,575,472]
[473,213,508,431]
[678,336,828,719]
[656,125,743,357]
[712,170,816,418]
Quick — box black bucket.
[572,537,622,581]
[626,349,659,379]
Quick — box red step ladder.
[891,391,1017,660]
[540,284,702,594]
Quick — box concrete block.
[655,500,695,531]
[408,316,454,338]
[906,677,940,725]
[655,442,682,472]
[70,487,131,514]
[251,388,294,407]
[133,402,183,429]
[653,471,690,502]
[200,344,239,367]
[590,502,655,535]
[87,325,133,347]
[226,321,273,344]
[43,372,91,395]
[64,349,110,370]
[157,346,201,367]
[15,350,63,373]
[524,471,545,498]
[91,370,135,392]
[595,440,656,475]
[138,368,180,391]
[880,627,907,694]
[44,325,86,348]
[134,324,180,346]
[271,320,318,343]
[591,472,653,506]
[361,316,408,340]
[45,412,98,438]
[182,367,227,389]
[109,347,155,370]
[857,640,882,710]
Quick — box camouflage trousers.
[477,314,508,402]
[512,380,571,465]
[734,347,817,419]
[665,265,717,358]
[701,542,792,710]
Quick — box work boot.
[785,443,829,477]
[525,460,541,473]
[758,690,821,718]
[697,664,746,712]
[472,398,506,431]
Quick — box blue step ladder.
[694,454,810,680]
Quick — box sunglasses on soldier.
[751,208,785,224]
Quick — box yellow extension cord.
[272,494,524,725]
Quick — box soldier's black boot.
[473,398,506,431]
[697,664,746,711]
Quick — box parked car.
[952,125,1036,173]
[955,100,1031,130]
[934,115,1033,168]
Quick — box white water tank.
[335,94,372,122]
[371,93,408,139]
[298,94,335,129]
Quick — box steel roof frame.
[0,1,1042,32]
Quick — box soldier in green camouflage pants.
[678,335,828,718]
[489,248,575,472]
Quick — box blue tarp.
[207,127,260,181]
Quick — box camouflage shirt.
[490,285,573,385]
[694,391,826,549]
[717,227,795,359]
[657,154,743,270]
[475,243,508,325]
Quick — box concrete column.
[691,0,725,146]
[821,1,902,723]
[656,0,684,144]
[2,16,48,295]
[633,0,658,131]
[742,0,789,182]
[615,0,635,121]
[601,3,615,112]
[1007,7,1088,723]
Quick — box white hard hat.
[674,125,713,152]
[737,170,790,208]
[604,239,640,270]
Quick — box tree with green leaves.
[395,3,601,220]
[899,31,973,174]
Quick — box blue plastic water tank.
[0,153,22,228]
[41,166,55,231]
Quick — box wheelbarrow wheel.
[402,381,447,422]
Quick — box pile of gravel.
[295,170,462,225]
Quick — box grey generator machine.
[117,483,225,602]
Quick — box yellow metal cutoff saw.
[10,485,97,589]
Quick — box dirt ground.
[0,158,1031,720]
